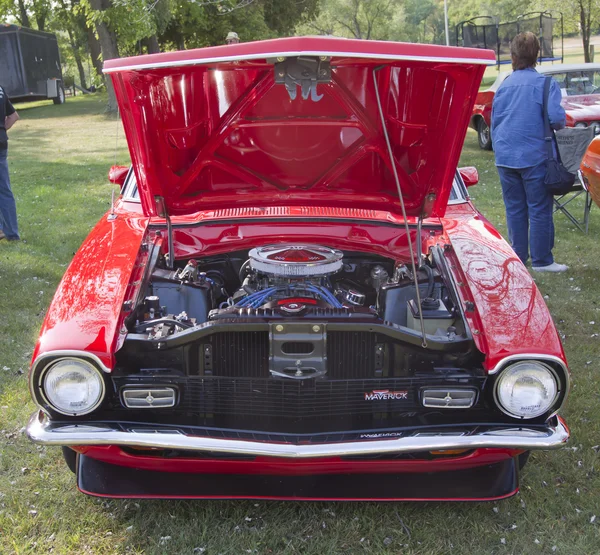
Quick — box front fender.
[443,213,566,370]
[32,213,149,369]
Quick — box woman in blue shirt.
[491,32,567,272]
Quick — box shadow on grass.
[14,94,115,121]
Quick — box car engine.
[130,243,459,344]
[223,244,369,313]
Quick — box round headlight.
[494,361,559,419]
[575,122,588,128]
[42,358,105,416]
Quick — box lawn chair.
[554,126,595,233]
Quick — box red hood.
[562,94,600,122]
[105,37,493,218]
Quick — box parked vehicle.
[471,63,600,150]
[580,135,600,209]
[26,37,569,501]
[0,23,64,104]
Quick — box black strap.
[542,76,562,163]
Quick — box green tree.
[160,0,319,49]
[0,0,52,30]
[535,0,600,62]
[299,0,400,40]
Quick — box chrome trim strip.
[31,351,112,374]
[489,354,568,376]
[122,388,176,409]
[26,411,569,458]
[421,388,477,409]
[103,51,493,73]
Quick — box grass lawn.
[1,94,599,555]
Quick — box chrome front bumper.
[27,411,569,459]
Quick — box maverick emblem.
[364,389,409,401]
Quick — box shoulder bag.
[543,76,575,195]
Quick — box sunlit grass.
[0,95,599,554]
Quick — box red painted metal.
[108,165,129,186]
[73,444,521,475]
[77,486,519,502]
[170,220,422,262]
[442,210,566,369]
[472,88,600,131]
[31,212,149,368]
[104,36,495,72]
[458,166,479,187]
[107,37,491,219]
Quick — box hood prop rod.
[373,67,427,348]
[154,196,175,270]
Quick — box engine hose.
[421,263,435,300]
[238,260,251,284]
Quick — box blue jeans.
[497,162,554,267]
[0,149,19,239]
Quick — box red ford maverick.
[26,37,570,501]
[471,63,600,149]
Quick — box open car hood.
[105,37,493,218]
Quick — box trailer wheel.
[53,83,65,105]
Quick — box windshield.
[550,70,600,96]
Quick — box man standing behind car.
[0,85,20,241]
[491,32,566,272]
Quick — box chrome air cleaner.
[248,245,344,277]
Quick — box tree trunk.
[146,35,160,54]
[140,35,160,54]
[580,0,591,63]
[17,0,31,28]
[86,25,104,78]
[35,14,46,31]
[74,49,88,90]
[89,0,120,112]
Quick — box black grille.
[327,331,376,379]
[109,374,488,434]
[182,377,418,418]
[209,331,268,377]
[109,374,487,433]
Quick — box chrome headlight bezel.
[493,360,566,420]
[31,354,107,417]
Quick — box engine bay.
[127,243,467,343]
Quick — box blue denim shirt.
[491,68,566,168]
